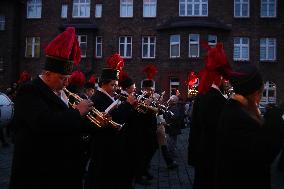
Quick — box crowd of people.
[0,27,186,189]
[0,27,283,189]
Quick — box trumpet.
[63,88,124,129]
[114,91,159,114]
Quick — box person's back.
[216,64,283,189]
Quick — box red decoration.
[18,71,31,84]
[143,64,157,80]
[197,43,239,94]
[45,27,81,65]
[187,71,198,89]
[118,70,129,83]
[88,74,96,84]
[69,70,86,87]
[106,53,125,71]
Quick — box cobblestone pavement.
[1,128,283,189]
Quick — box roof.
[59,23,98,30]
[157,18,232,31]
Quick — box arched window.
[170,77,180,95]
[140,79,155,89]
[260,81,276,105]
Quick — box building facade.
[0,0,283,103]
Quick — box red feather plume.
[88,74,96,84]
[69,70,86,87]
[106,53,125,71]
[18,71,31,84]
[143,64,157,80]
[187,72,198,89]
[118,70,129,83]
[45,27,81,65]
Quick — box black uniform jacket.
[188,87,226,189]
[88,90,133,189]
[216,99,283,189]
[9,77,85,189]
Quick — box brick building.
[0,0,283,104]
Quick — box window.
[179,0,208,16]
[170,35,180,58]
[170,78,180,96]
[261,0,276,17]
[260,38,276,61]
[143,0,156,17]
[208,35,217,47]
[120,0,133,17]
[25,37,40,58]
[95,36,102,58]
[27,0,42,18]
[189,34,199,58]
[142,36,156,58]
[0,56,3,72]
[0,15,5,31]
[261,81,276,105]
[77,35,87,57]
[233,37,249,61]
[141,79,155,89]
[119,36,132,58]
[95,4,102,18]
[234,0,249,17]
[61,4,68,18]
[72,0,90,18]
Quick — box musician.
[188,43,235,189]
[116,75,140,188]
[9,27,93,189]
[81,81,95,100]
[134,78,159,185]
[216,65,284,189]
[86,67,137,189]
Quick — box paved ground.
[1,128,283,189]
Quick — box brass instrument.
[114,92,158,114]
[63,88,124,129]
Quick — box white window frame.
[27,0,42,19]
[179,0,208,17]
[170,78,180,96]
[120,0,133,18]
[189,34,200,58]
[208,35,217,47]
[95,36,103,58]
[170,35,180,58]
[72,0,90,18]
[260,0,276,18]
[25,37,40,58]
[233,37,250,61]
[77,35,87,58]
[260,81,277,105]
[0,56,3,72]
[234,0,250,18]
[143,0,157,17]
[141,79,156,89]
[142,36,156,59]
[61,4,68,18]
[0,15,5,31]
[260,38,276,61]
[119,36,132,58]
[95,4,102,18]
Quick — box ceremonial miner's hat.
[84,75,96,89]
[142,64,157,88]
[44,27,81,75]
[119,71,134,90]
[197,43,242,94]
[230,64,263,96]
[100,53,125,81]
